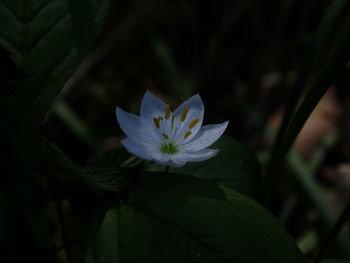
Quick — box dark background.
[2,0,350,262]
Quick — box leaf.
[0,1,111,261]
[79,149,130,192]
[87,173,307,263]
[85,208,121,263]
[149,136,262,199]
[0,0,110,119]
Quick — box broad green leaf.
[88,173,307,263]
[149,136,262,199]
[0,0,109,119]
[85,208,121,263]
[79,149,130,192]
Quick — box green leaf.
[85,208,121,263]
[149,136,262,199]
[0,0,109,119]
[79,149,130,192]
[87,173,307,263]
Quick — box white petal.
[172,94,204,143]
[151,154,173,166]
[140,90,167,119]
[181,121,228,151]
[172,148,218,164]
[116,107,160,144]
[150,151,187,167]
[169,158,187,167]
[121,137,154,161]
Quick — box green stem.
[314,202,350,262]
[165,166,170,173]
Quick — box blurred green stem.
[52,100,101,153]
[315,202,350,263]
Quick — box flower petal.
[140,90,167,119]
[121,137,154,161]
[172,94,204,143]
[150,153,173,166]
[116,107,159,144]
[172,148,218,165]
[181,121,228,151]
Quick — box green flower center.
[160,143,178,155]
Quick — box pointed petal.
[172,94,204,142]
[169,158,187,167]
[121,137,154,161]
[181,121,228,151]
[140,90,167,119]
[116,107,159,144]
[172,149,218,164]
[150,151,186,167]
[150,154,173,166]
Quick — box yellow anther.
[162,133,169,140]
[188,118,200,129]
[165,105,171,120]
[180,107,189,122]
[184,131,192,139]
[153,116,163,128]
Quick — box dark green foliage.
[1,0,350,262]
[171,136,262,200]
[86,173,306,263]
[0,0,110,261]
[149,136,262,199]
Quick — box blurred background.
[14,0,350,261]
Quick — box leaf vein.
[28,0,52,21]
[28,11,69,53]
[0,1,23,25]
[0,34,21,55]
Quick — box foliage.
[1,0,350,262]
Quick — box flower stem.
[165,166,170,173]
[314,201,350,262]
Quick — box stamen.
[189,118,200,129]
[165,105,171,120]
[184,131,192,139]
[180,107,189,122]
[153,116,163,128]
[162,133,169,140]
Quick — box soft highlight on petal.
[140,90,167,119]
[121,137,154,161]
[116,107,160,144]
[116,107,142,139]
[181,121,229,151]
[172,148,219,165]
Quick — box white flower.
[116,91,228,167]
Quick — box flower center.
[160,143,178,155]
